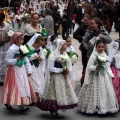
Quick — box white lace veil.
[43,39,73,98]
[27,33,45,73]
[108,42,119,63]
[27,33,41,46]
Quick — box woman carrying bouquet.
[78,40,119,114]
[1,32,36,112]
[108,40,120,109]
[27,34,45,100]
[35,39,78,117]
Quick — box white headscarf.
[27,33,41,46]
[43,39,73,98]
[27,33,45,73]
[108,42,119,63]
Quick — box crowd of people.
[0,0,120,118]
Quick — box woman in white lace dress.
[35,39,78,117]
[78,40,119,114]
[0,13,12,82]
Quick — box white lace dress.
[35,57,78,111]
[78,52,119,114]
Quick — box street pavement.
[0,29,120,120]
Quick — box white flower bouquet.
[20,45,29,55]
[95,55,109,76]
[68,52,78,64]
[59,54,70,70]
[7,30,14,37]
[43,48,51,58]
[14,45,30,67]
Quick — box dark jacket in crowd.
[73,24,88,43]
[61,15,71,29]
[74,6,82,26]
[52,11,61,25]
[82,28,112,57]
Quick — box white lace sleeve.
[87,55,97,71]
[49,57,63,73]
[39,48,45,73]
[106,61,114,78]
[114,54,120,69]
[5,49,17,65]
[24,57,32,74]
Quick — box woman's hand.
[96,65,100,70]
[63,69,69,75]
[28,74,31,77]
[16,56,21,61]
[4,39,10,43]
[36,55,43,61]
[0,38,9,46]
[99,34,104,38]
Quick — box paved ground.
[0,29,120,120]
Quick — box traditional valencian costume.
[109,42,120,108]
[27,34,45,96]
[1,32,36,108]
[35,39,78,116]
[78,43,119,114]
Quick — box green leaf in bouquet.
[16,58,26,67]
[100,65,105,76]
[25,44,35,58]
[68,52,78,58]
[45,47,51,58]
[14,54,26,67]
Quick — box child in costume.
[78,39,118,114]
[35,39,78,117]
[108,40,120,109]
[1,32,36,112]
[27,34,45,99]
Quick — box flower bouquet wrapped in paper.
[68,52,78,64]
[95,55,109,76]
[43,47,51,58]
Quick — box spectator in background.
[61,9,71,40]
[43,9,54,36]
[52,5,61,36]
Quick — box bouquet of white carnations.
[59,54,70,70]
[7,30,14,37]
[68,52,78,64]
[14,45,30,67]
[43,48,51,58]
[95,55,108,76]
[20,45,29,55]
